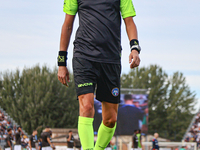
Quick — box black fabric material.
[15,132,21,145]
[73,0,122,64]
[30,135,37,148]
[41,132,50,147]
[130,39,139,47]
[73,57,121,103]
[5,135,12,148]
[66,135,74,148]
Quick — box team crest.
[111,87,119,97]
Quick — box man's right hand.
[57,66,70,86]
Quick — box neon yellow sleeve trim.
[120,0,136,19]
[63,0,78,15]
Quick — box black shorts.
[72,57,121,104]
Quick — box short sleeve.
[63,0,78,15]
[120,0,136,19]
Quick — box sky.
[0,0,200,110]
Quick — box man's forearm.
[47,138,52,147]
[21,130,24,135]
[60,24,73,51]
[8,141,12,149]
[29,141,32,150]
[67,137,71,142]
[124,17,138,41]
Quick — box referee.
[57,0,141,149]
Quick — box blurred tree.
[0,65,78,134]
[121,65,196,141]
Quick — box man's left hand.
[129,50,140,68]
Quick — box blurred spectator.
[1,113,4,120]
[110,141,117,150]
[21,135,29,149]
[179,146,186,150]
[29,130,38,150]
[137,129,142,150]
[14,126,24,150]
[5,128,13,150]
[49,130,55,149]
[38,138,42,150]
[132,129,139,150]
[152,133,159,150]
[0,110,28,150]
[41,126,53,150]
[12,125,17,141]
[0,123,5,133]
[74,138,81,150]
[141,108,148,134]
[0,111,3,121]
[0,119,7,142]
[66,130,74,150]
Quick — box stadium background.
[0,65,198,150]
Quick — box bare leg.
[78,93,95,117]
[78,93,95,150]
[102,102,118,128]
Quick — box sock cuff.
[101,122,117,133]
[78,116,94,125]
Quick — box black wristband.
[130,39,139,46]
[57,51,68,66]
[130,39,141,54]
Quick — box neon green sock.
[78,116,94,150]
[94,122,116,150]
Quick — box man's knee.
[79,94,94,117]
[104,117,117,128]
[102,102,118,128]
[81,103,94,114]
